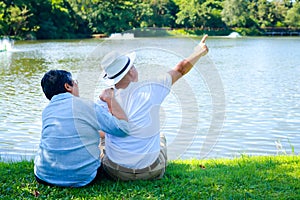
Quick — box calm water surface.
[0,37,299,161]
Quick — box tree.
[0,0,298,39]
[270,0,288,27]
[145,0,178,28]
[7,5,33,36]
[127,0,153,29]
[67,0,95,33]
[248,0,272,28]
[285,1,300,28]
[29,0,90,39]
[175,0,224,28]
[0,1,34,37]
[0,2,7,35]
[175,0,202,28]
[87,0,134,34]
[221,0,249,27]
[201,0,225,28]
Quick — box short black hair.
[41,70,74,100]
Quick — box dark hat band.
[108,57,130,79]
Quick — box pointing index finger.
[200,34,208,43]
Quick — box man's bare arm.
[168,34,209,84]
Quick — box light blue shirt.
[34,93,128,187]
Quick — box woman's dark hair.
[41,70,73,100]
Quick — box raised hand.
[194,34,209,56]
[100,88,114,103]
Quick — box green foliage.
[175,0,225,29]
[145,0,179,28]
[0,155,300,199]
[0,2,7,35]
[35,0,91,39]
[0,0,91,39]
[181,28,232,36]
[234,27,263,36]
[1,4,33,37]
[285,1,300,28]
[221,0,249,27]
[248,0,273,28]
[270,0,288,27]
[176,0,196,27]
[0,0,298,39]
[90,0,138,34]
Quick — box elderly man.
[100,35,209,180]
[34,69,129,187]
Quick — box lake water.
[0,36,299,161]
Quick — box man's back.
[105,74,172,169]
[35,93,101,187]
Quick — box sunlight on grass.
[0,155,299,199]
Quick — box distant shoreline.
[91,28,300,39]
[2,27,300,41]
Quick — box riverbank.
[0,155,299,199]
[118,27,300,38]
[167,27,300,37]
[4,27,300,41]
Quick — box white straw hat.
[101,51,136,86]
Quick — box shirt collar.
[51,92,73,102]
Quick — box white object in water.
[0,38,14,52]
[108,33,134,39]
[227,32,241,38]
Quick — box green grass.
[1,155,299,199]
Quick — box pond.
[0,36,299,161]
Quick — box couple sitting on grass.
[34,35,209,187]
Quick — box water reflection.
[209,37,300,158]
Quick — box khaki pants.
[100,134,167,181]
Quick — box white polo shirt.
[104,73,172,169]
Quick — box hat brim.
[102,52,136,86]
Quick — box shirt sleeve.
[94,102,129,137]
[149,73,172,104]
[95,99,109,112]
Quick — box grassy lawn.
[1,155,299,199]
